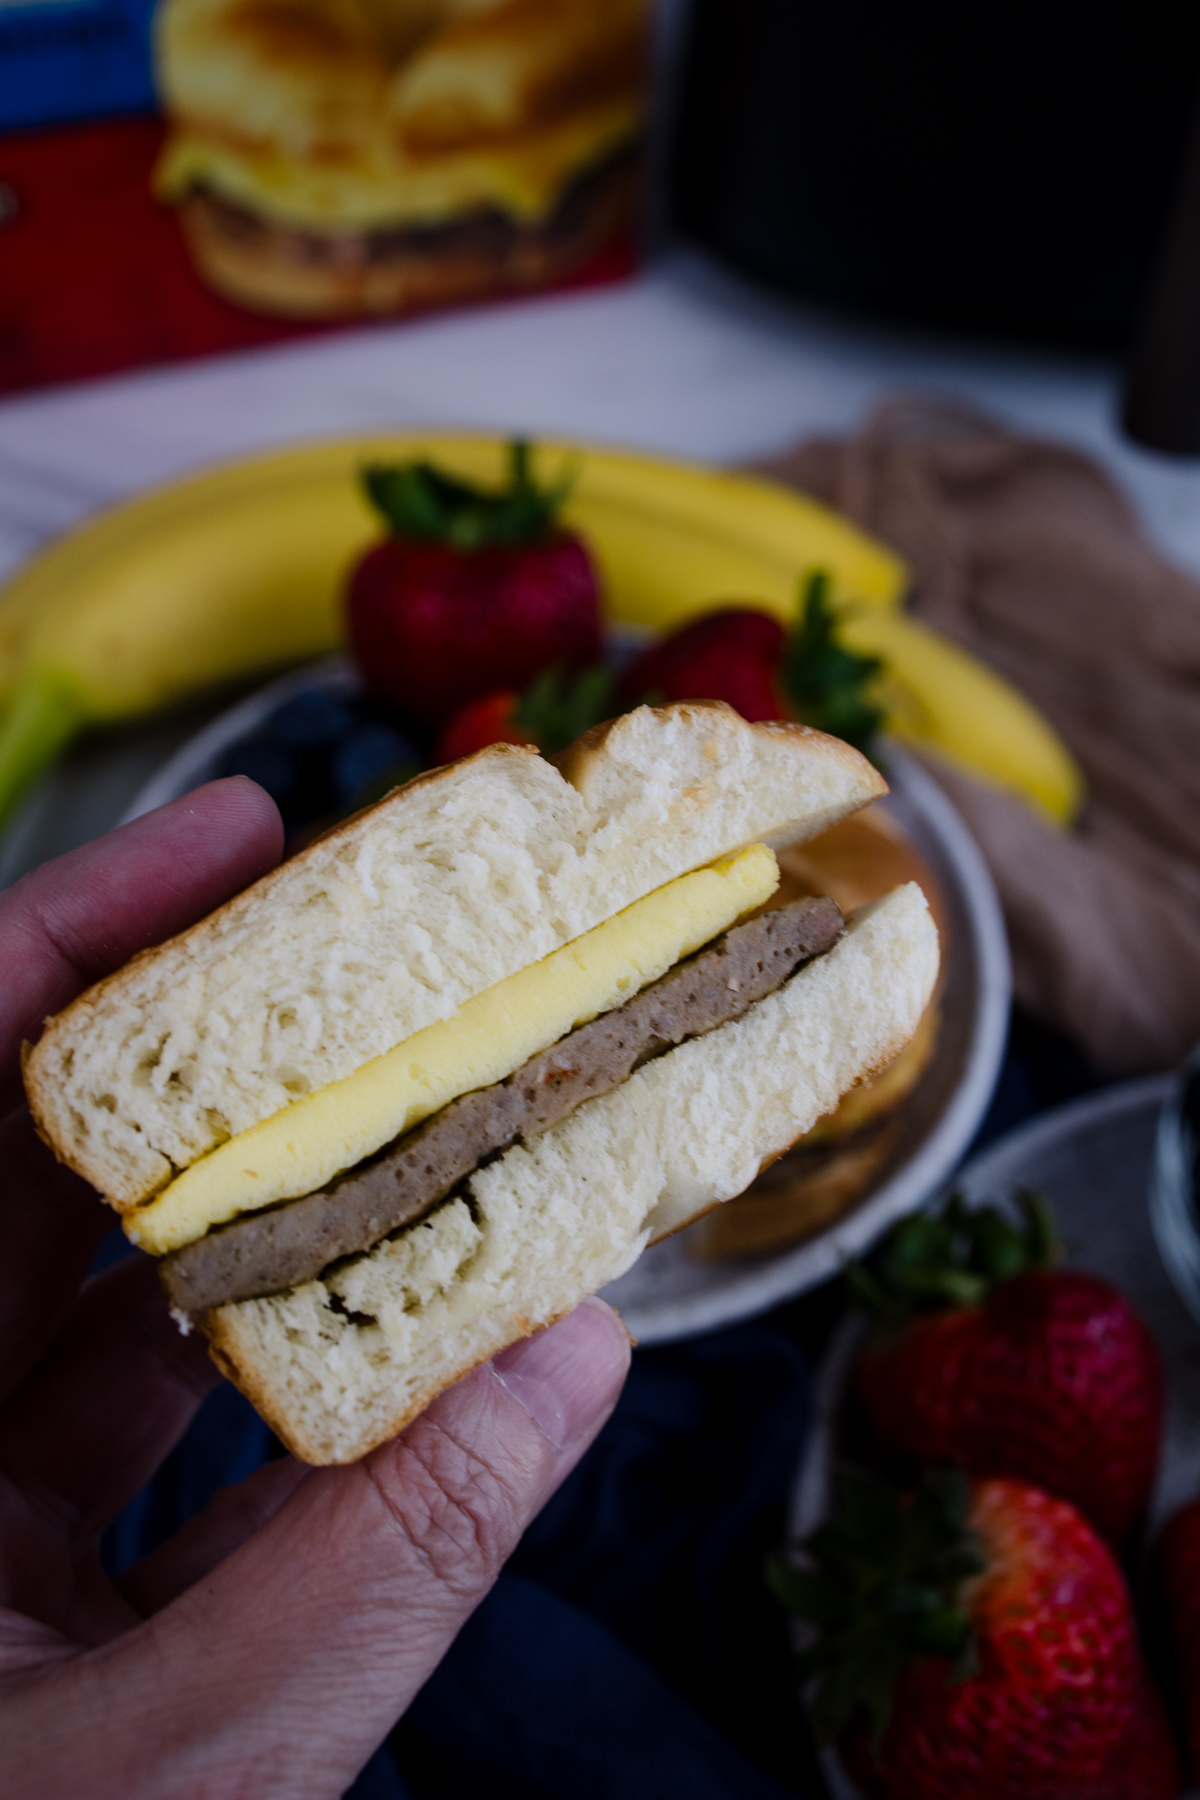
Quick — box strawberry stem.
[770,1464,983,1747]
[848,1189,1061,1324]
[362,439,575,549]
[514,661,614,752]
[783,571,886,756]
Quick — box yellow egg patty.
[129,842,779,1255]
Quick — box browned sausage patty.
[161,895,843,1314]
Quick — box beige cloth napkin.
[757,397,1200,1075]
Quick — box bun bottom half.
[176,149,639,321]
[690,1115,904,1262]
[692,996,942,1261]
[204,883,937,1464]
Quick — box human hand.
[0,779,630,1799]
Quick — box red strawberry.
[1089,1673,1183,1799]
[614,607,787,722]
[1153,1497,1200,1779]
[850,1193,1163,1545]
[434,691,535,762]
[775,1467,1178,1800]
[612,576,887,755]
[346,442,602,729]
[433,664,616,764]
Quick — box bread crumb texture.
[27,705,882,1209]
[209,882,935,1463]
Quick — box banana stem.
[0,674,82,835]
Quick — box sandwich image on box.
[152,0,648,318]
[25,703,938,1464]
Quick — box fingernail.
[490,1297,631,1450]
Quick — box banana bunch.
[0,435,1083,833]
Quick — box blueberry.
[217,738,298,806]
[332,723,417,805]
[266,689,355,750]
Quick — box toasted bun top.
[25,702,885,1209]
[155,0,645,231]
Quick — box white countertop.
[1,243,1198,885]
[4,245,1200,579]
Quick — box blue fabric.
[506,1318,818,1776]
[403,1573,795,1800]
[346,1747,411,1800]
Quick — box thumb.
[13,1299,630,1800]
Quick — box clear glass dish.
[1150,1044,1200,1329]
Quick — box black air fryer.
[672,0,1200,359]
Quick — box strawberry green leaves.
[515,663,616,752]
[783,571,886,757]
[847,1189,1059,1324]
[362,440,573,550]
[769,1464,983,1747]
[433,664,616,763]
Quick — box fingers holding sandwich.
[137,1301,628,1778]
[0,777,282,1388]
[7,1302,629,1800]
[0,1111,115,1403]
[119,1297,629,1618]
[116,1455,312,1619]
[1,776,282,1109]
[0,1253,222,1611]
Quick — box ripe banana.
[0,434,1081,832]
[842,609,1083,827]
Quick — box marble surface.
[5,246,1200,583]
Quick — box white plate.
[125,659,1010,1344]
